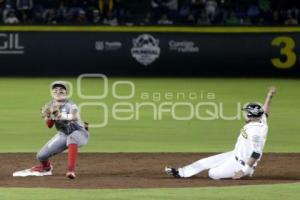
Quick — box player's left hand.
[232,170,245,179]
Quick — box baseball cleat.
[66,171,76,179]
[13,165,53,177]
[165,166,182,178]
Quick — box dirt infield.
[0,153,299,189]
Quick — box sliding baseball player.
[165,87,276,179]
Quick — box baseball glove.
[49,104,61,120]
[40,103,51,119]
[41,103,61,120]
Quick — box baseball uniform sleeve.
[261,114,268,125]
[70,104,79,113]
[248,127,267,156]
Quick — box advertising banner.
[0,27,299,77]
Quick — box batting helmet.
[242,103,264,118]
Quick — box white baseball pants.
[178,151,247,179]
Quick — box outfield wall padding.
[0,26,299,77]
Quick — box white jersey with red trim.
[233,114,268,162]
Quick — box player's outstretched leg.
[30,132,67,176]
[13,133,67,177]
[165,151,233,178]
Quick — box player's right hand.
[232,171,245,179]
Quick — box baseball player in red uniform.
[13,81,89,179]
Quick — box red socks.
[40,144,78,172]
[67,144,78,172]
[41,160,50,168]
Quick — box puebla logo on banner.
[131,34,160,66]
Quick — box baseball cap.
[51,81,68,91]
